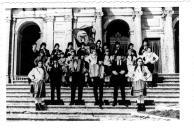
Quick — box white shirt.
[127,55,136,66]
[28,67,44,82]
[132,66,152,81]
[85,54,97,65]
[142,52,159,64]
[104,55,111,66]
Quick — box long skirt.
[131,80,146,96]
[31,80,46,98]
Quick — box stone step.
[6,92,179,97]
[158,79,179,82]
[6,112,153,121]
[157,73,179,76]
[6,88,179,93]
[156,83,179,86]
[6,86,180,90]
[7,103,154,108]
[6,97,179,103]
[11,80,179,84]
[6,107,155,115]
[6,99,178,109]
[158,77,179,79]
[6,83,180,87]
[6,102,142,106]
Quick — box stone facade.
[5,7,179,82]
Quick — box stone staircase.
[6,73,179,121]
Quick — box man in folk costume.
[77,43,89,86]
[111,54,128,106]
[131,57,152,111]
[48,58,63,103]
[85,48,104,108]
[69,54,84,105]
[28,60,46,111]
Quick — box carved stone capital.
[64,15,73,22]
[162,7,174,19]
[95,7,103,18]
[44,16,54,22]
[5,16,11,23]
[73,16,78,21]
[132,7,143,20]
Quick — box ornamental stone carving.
[132,8,143,21]
[162,7,174,19]
[64,15,73,22]
[44,16,54,22]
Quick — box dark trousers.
[145,63,155,86]
[50,82,61,101]
[112,75,126,103]
[71,73,83,102]
[92,77,103,103]
[71,83,83,102]
[145,63,154,73]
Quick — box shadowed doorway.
[105,19,130,54]
[174,21,179,73]
[17,22,40,75]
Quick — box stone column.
[4,9,12,83]
[95,7,103,42]
[133,7,143,52]
[42,20,47,44]
[72,16,78,49]
[12,18,17,81]
[45,16,54,53]
[163,7,175,73]
[64,14,73,50]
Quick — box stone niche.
[142,7,163,31]
[142,15,163,30]
[103,7,134,16]
[74,8,96,28]
[54,16,72,52]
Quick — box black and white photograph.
[0,0,193,127]
[3,6,180,121]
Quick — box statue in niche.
[73,25,96,48]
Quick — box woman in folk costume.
[85,48,104,108]
[131,57,151,111]
[28,60,47,111]
[126,49,137,85]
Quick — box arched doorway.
[17,22,41,75]
[105,19,130,54]
[174,21,179,73]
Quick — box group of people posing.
[28,39,159,111]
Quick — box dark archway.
[17,23,40,75]
[174,21,179,73]
[105,19,130,54]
